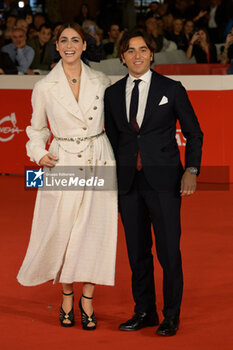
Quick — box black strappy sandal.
[59,291,75,327]
[79,295,97,330]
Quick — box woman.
[74,3,91,26]
[183,19,194,44]
[168,17,188,51]
[17,23,118,330]
[186,27,217,63]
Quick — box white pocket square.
[158,96,168,106]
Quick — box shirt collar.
[128,69,152,85]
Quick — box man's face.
[150,2,159,12]
[12,30,26,48]
[38,27,52,45]
[16,19,28,33]
[6,16,16,29]
[184,21,194,34]
[145,17,158,33]
[109,25,120,41]
[173,19,183,33]
[121,36,153,78]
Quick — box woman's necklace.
[67,77,80,85]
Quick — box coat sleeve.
[26,81,50,165]
[174,82,203,173]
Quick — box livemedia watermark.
[25,166,117,191]
[25,165,230,191]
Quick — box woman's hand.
[190,32,200,45]
[226,33,233,46]
[39,153,58,167]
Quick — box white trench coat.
[17,60,118,286]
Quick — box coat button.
[79,168,83,171]
[77,154,82,158]
[96,96,99,99]
[89,117,93,120]
[83,127,87,130]
[93,106,97,110]
[137,135,141,139]
[76,140,80,144]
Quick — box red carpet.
[0,176,232,350]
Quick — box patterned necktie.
[129,79,142,171]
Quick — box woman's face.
[56,28,86,64]
[198,30,207,42]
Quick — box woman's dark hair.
[119,28,156,59]
[56,22,86,42]
[197,27,210,44]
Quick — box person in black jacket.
[186,27,217,63]
[0,51,18,74]
[104,29,203,337]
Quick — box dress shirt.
[1,43,35,73]
[126,69,152,128]
[208,6,217,28]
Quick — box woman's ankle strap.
[62,291,74,296]
[82,294,93,300]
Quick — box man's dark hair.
[38,23,52,32]
[119,29,156,56]
[118,28,156,63]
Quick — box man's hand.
[39,153,58,167]
[180,171,197,196]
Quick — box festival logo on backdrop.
[0,112,24,142]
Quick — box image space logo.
[26,169,44,188]
[0,112,24,142]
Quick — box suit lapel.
[140,71,167,131]
[117,75,131,129]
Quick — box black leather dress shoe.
[119,312,159,331]
[156,315,179,336]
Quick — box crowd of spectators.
[0,0,233,75]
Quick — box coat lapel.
[78,62,100,116]
[47,60,100,125]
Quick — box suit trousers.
[119,169,183,318]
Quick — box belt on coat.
[54,130,104,143]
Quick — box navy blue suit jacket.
[104,70,203,193]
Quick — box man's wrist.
[185,167,198,175]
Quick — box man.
[15,18,29,34]
[82,20,106,61]
[146,1,161,19]
[27,23,52,71]
[104,29,203,336]
[1,27,34,74]
[103,24,122,59]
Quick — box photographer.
[186,28,217,63]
